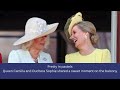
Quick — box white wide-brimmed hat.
[13,17,59,45]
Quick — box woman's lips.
[40,43,45,45]
[74,39,77,43]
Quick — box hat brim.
[13,23,59,45]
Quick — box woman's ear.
[84,32,89,39]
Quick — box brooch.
[43,57,47,61]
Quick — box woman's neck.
[29,47,41,60]
[78,43,96,56]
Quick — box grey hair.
[21,36,50,50]
[76,21,99,45]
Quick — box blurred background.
[0,11,111,63]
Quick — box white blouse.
[8,49,53,63]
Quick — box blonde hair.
[77,21,99,45]
[21,36,50,50]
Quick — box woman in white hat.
[64,12,111,63]
[8,17,59,63]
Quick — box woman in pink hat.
[8,17,59,63]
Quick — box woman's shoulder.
[65,52,79,63]
[95,48,111,58]
[9,49,29,57]
[10,49,25,54]
[96,49,111,63]
[40,51,51,56]
[66,52,79,57]
[96,48,110,53]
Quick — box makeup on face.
[32,35,47,49]
[70,25,88,48]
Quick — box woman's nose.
[69,35,73,40]
[69,35,75,43]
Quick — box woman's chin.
[36,46,44,51]
[75,44,81,49]
[75,44,78,48]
